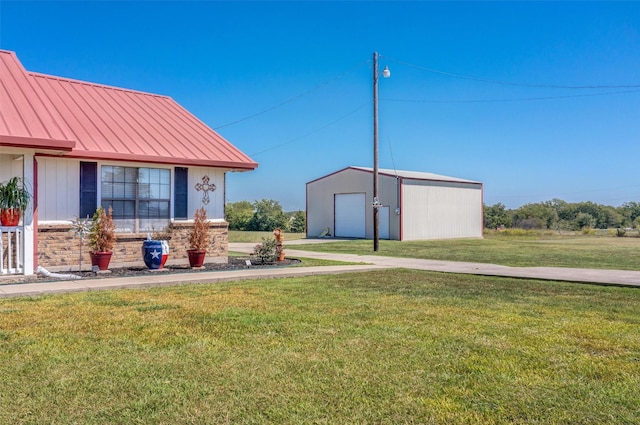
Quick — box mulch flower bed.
[1,256,301,286]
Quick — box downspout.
[398,176,403,241]
[33,156,38,269]
[480,182,485,238]
[305,182,309,238]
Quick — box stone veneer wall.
[37,221,228,272]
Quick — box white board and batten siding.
[36,157,226,223]
[37,157,80,221]
[0,153,27,182]
[401,179,483,241]
[185,166,226,221]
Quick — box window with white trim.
[101,165,170,232]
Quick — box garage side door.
[335,193,366,238]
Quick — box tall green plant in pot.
[187,207,210,268]
[0,176,31,226]
[88,206,117,271]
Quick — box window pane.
[101,181,113,198]
[152,201,162,218]
[159,201,169,217]
[113,182,125,198]
[139,168,149,184]
[159,169,170,185]
[124,201,135,218]
[149,168,159,184]
[107,201,122,218]
[102,166,114,183]
[139,201,149,218]
[107,200,135,219]
[160,184,170,199]
[125,167,137,183]
[113,166,126,183]
[146,183,155,199]
[140,201,169,218]
[139,183,150,199]
[124,181,136,199]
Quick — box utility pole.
[373,51,380,252]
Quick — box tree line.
[228,198,640,233]
[484,200,640,231]
[226,199,306,233]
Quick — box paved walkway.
[1,240,639,297]
[234,241,640,287]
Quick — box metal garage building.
[306,166,483,241]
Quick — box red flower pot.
[90,251,113,271]
[187,250,206,268]
[0,208,21,226]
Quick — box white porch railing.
[1,226,24,275]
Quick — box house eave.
[0,135,75,153]
[34,150,258,170]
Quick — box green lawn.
[229,230,306,243]
[1,270,639,424]
[291,233,640,270]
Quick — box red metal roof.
[0,50,257,170]
[0,50,76,152]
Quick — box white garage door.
[335,193,366,238]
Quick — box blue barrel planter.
[142,240,169,269]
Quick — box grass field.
[1,270,639,424]
[228,230,306,243]
[289,232,640,271]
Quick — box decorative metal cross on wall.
[195,175,216,205]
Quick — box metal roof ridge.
[28,71,171,99]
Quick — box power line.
[383,88,640,104]
[213,60,369,130]
[248,103,369,157]
[388,57,640,89]
[497,184,640,201]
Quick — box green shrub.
[251,237,282,264]
[493,228,556,237]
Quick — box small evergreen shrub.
[251,237,282,264]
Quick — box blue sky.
[2,1,639,210]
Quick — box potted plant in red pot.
[0,176,31,226]
[187,207,210,268]
[88,206,117,271]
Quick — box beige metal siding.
[307,167,481,241]
[402,179,483,240]
[307,168,403,239]
[307,168,375,238]
[379,174,401,240]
